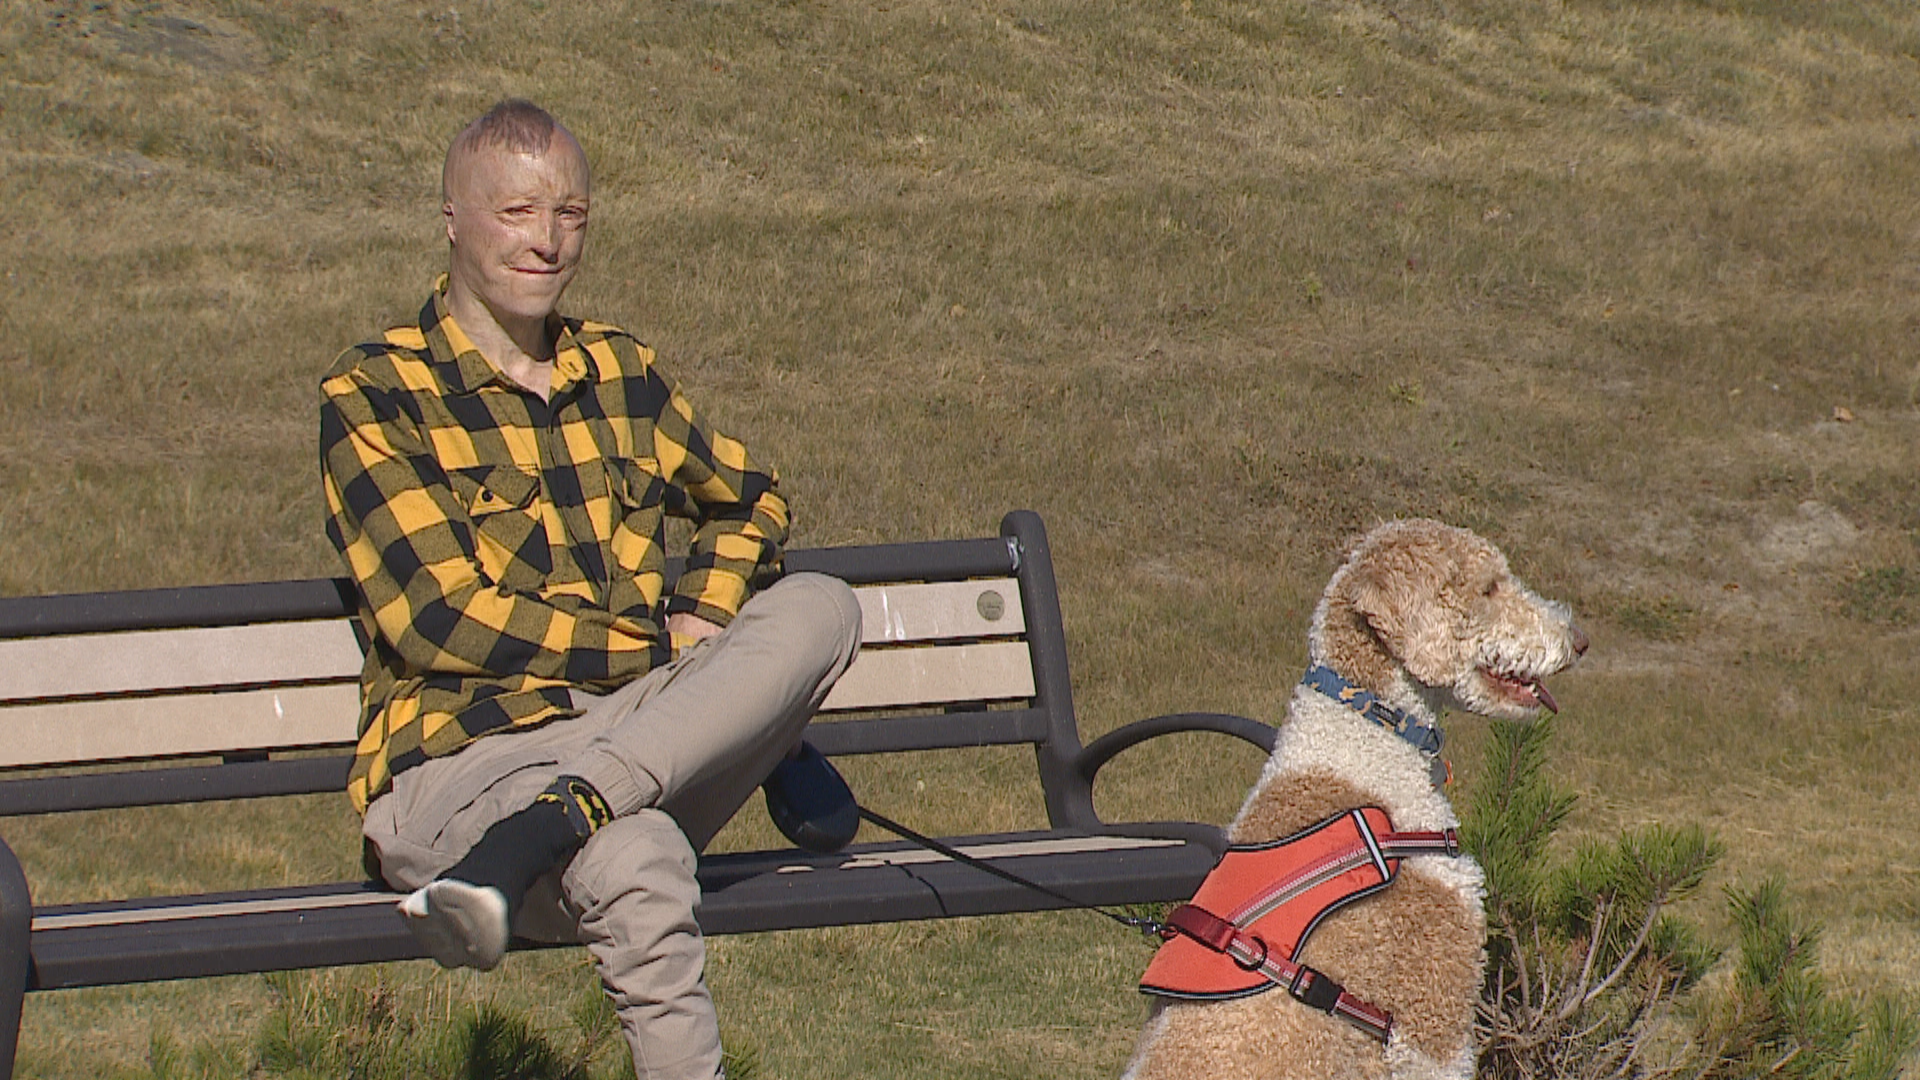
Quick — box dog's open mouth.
[1480,667,1559,713]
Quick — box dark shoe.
[763,741,859,853]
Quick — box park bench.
[0,510,1275,1078]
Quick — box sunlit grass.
[4,0,1920,1075]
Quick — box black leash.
[854,805,1403,1042]
[855,805,1169,938]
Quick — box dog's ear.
[1338,555,1409,652]
[1335,539,1460,686]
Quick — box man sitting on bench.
[319,98,861,1080]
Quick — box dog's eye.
[1483,580,1501,598]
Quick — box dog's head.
[1310,519,1587,721]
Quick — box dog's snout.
[1569,624,1590,657]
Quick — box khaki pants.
[362,573,862,1079]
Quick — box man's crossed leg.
[364,573,862,1079]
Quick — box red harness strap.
[1139,807,1459,1043]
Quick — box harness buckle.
[1288,965,1343,1013]
[1443,828,1460,857]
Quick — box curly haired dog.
[1123,519,1588,1080]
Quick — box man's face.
[443,135,590,327]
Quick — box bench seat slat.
[24,831,1211,990]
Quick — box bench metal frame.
[0,510,1273,1077]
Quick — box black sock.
[440,775,613,914]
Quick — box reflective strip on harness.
[1138,806,1458,1043]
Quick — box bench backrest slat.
[0,514,1094,826]
[0,621,364,704]
[0,576,1040,771]
[0,685,363,770]
[0,578,1026,707]
[852,579,1025,643]
[820,640,1034,712]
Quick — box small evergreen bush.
[1463,720,1917,1079]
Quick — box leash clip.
[1123,914,1173,940]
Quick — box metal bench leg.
[0,836,29,1080]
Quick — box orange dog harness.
[1139,807,1460,1042]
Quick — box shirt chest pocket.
[607,458,667,580]
[449,464,552,587]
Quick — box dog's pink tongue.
[1534,680,1559,714]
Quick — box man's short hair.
[457,99,558,157]
[443,99,582,199]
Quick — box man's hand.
[665,612,724,645]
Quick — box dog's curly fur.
[1123,519,1587,1080]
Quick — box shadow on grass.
[149,968,758,1080]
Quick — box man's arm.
[321,363,661,686]
[651,377,790,631]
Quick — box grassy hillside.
[2,0,1918,1075]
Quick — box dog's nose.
[1570,624,1590,657]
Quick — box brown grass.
[4,0,1920,1075]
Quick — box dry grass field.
[3,0,1919,1075]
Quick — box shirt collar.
[420,276,596,396]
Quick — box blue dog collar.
[1300,664,1444,759]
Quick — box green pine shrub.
[1464,721,1917,1079]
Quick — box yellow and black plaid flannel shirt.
[320,284,789,813]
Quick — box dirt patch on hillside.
[105,13,262,73]
[1754,500,1862,569]
[52,6,265,75]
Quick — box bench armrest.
[1066,713,1276,857]
[1074,712,1277,788]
